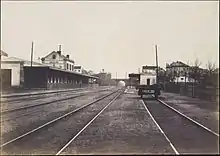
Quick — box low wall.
[164,83,219,102]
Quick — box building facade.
[1,56,43,87]
[73,65,82,73]
[41,51,75,72]
[166,61,197,83]
[142,65,157,74]
[92,72,112,85]
[166,61,190,76]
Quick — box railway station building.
[23,66,98,89]
[1,49,98,89]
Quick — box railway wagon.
[136,70,160,99]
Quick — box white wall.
[1,62,21,86]
[66,61,74,71]
[42,52,75,71]
[73,68,82,73]
[140,75,156,85]
[142,69,156,74]
[43,52,65,69]
[174,76,195,83]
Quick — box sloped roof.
[142,65,157,70]
[64,57,75,64]
[48,66,98,79]
[2,56,43,65]
[0,50,8,56]
[166,61,189,68]
[42,51,75,64]
[73,65,82,69]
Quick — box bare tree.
[202,61,218,86]
[194,58,202,68]
[189,58,202,83]
[206,61,216,76]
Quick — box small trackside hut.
[136,45,161,99]
[136,66,161,99]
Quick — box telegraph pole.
[155,44,159,84]
[30,41,34,67]
[116,72,117,86]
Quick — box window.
[67,63,69,69]
[181,78,184,80]
[72,65,74,71]
[70,64,71,70]
[52,54,56,59]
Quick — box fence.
[164,82,219,102]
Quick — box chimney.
[57,45,62,55]
[66,54,69,58]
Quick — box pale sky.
[1,1,219,78]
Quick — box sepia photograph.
[0,1,219,155]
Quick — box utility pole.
[155,44,159,84]
[116,72,117,86]
[30,41,34,67]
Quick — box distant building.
[166,61,190,76]
[1,56,43,87]
[72,65,88,75]
[166,61,196,83]
[87,70,95,76]
[142,65,157,74]
[41,50,75,71]
[92,72,112,85]
[73,65,82,73]
[128,73,140,87]
[173,76,195,83]
[82,69,88,75]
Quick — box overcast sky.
[1,1,219,78]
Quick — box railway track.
[1,88,124,154]
[1,87,112,114]
[1,88,115,123]
[142,98,219,154]
[1,86,113,103]
[0,89,84,103]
